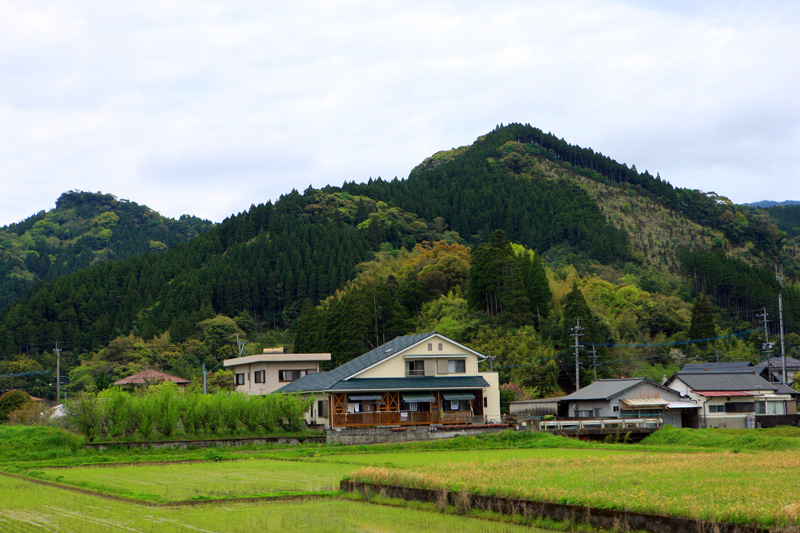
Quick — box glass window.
[235,373,245,386]
[279,370,306,382]
[254,370,265,383]
[406,360,425,376]
[709,404,725,413]
[448,359,466,373]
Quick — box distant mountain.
[0,191,214,312]
[746,200,800,208]
[3,125,800,400]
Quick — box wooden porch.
[329,390,484,428]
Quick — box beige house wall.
[356,336,479,379]
[230,361,324,395]
[480,371,501,423]
[302,392,330,426]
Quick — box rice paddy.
[0,474,538,532]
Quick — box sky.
[1,1,799,226]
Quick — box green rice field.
[36,458,353,501]
[0,474,539,532]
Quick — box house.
[113,369,191,391]
[559,378,697,428]
[223,347,331,395]
[665,371,797,428]
[752,356,800,385]
[680,358,800,386]
[276,332,500,428]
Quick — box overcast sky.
[1,1,798,226]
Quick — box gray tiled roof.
[754,357,800,370]
[681,361,753,373]
[327,376,489,391]
[277,332,437,393]
[561,378,656,401]
[674,372,779,392]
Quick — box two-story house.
[223,347,331,395]
[277,332,500,428]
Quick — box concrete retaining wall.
[341,480,769,533]
[86,435,326,451]
[325,425,511,445]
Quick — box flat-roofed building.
[223,347,331,395]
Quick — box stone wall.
[86,435,325,451]
[341,480,769,533]
[325,425,510,445]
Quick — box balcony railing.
[331,410,479,428]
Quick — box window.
[594,408,603,417]
[725,402,754,413]
[318,400,328,418]
[234,373,245,386]
[254,370,265,383]
[448,359,466,373]
[575,410,593,418]
[406,360,425,376]
[427,343,433,351]
[757,401,786,415]
[484,397,488,408]
[708,404,725,413]
[279,370,306,382]
[613,405,620,412]
[438,343,443,351]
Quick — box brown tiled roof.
[113,369,190,386]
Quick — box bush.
[99,387,132,439]
[0,390,34,423]
[153,383,182,438]
[64,392,102,441]
[279,393,313,432]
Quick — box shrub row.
[64,383,313,441]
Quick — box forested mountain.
[0,191,213,312]
[3,124,800,400]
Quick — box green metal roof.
[442,392,476,401]
[402,392,435,403]
[327,376,489,391]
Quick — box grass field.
[5,425,800,531]
[0,474,540,532]
[349,447,800,528]
[35,458,354,501]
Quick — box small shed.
[113,369,190,391]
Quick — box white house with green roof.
[277,332,500,428]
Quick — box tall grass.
[641,424,800,451]
[62,383,313,442]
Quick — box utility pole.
[590,344,598,381]
[777,266,787,385]
[54,342,62,404]
[571,319,585,392]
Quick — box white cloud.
[0,0,798,224]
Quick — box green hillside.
[0,191,213,312]
[2,124,800,400]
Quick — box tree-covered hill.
[0,191,214,312]
[2,124,800,400]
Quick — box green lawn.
[0,474,541,532]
